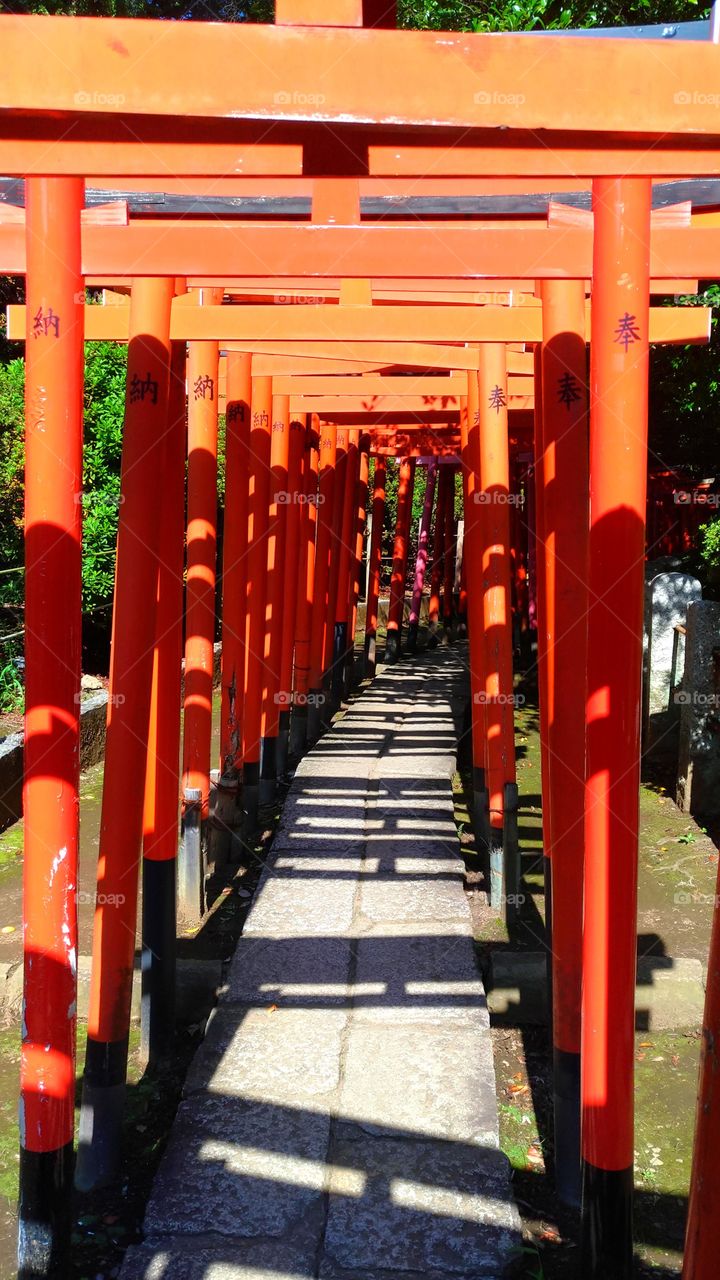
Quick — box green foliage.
[0,652,23,715]
[80,341,127,613]
[8,0,274,18]
[398,0,708,30]
[0,359,25,602]
[0,343,127,619]
[14,0,710,27]
[650,286,720,476]
[699,513,720,573]
[217,413,227,505]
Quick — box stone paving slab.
[223,935,353,1008]
[321,1136,519,1278]
[183,1007,348,1103]
[242,875,358,937]
[144,1094,330,1243]
[122,1239,316,1279]
[357,874,472,926]
[335,1023,500,1145]
[375,754,457,778]
[293,755,374,780]
[122,647,520,1280]
[352,925,487,1026]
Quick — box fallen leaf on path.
[539,1227,561,1244]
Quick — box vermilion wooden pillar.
[458,551,468,636]
[290,420,319,758]
[345,434,369,696]
[308,427,337,742]
[78,277,173,1192]
[20,177,84,1278]
[179,333,220,919]
[364,458,386,677]
[332,427,359,707]
[428,465,448,648]
[582,177,651,1279]
[533,342,551,893]
[442,467,456,638]
[478,343,519,917]
[260,392,291,807]
[456,409,468,642]
[532,341,554,1060]
[242,372,272,832]
[140,323,187,1067]
[463,370,489,854]
[218,351,252,838]
[277,414,307,776]
[407,461,436,654]
[540,279,589,1207]
[323,427,348,711]
[386,457,416,663]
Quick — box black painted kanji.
[488,385,507,413]
[32,306,60,339]
[193,374,215,401]
[557,371,582,410]
[129,371,159,405]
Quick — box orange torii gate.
[2,235,712,1274]
[5,6,720,1280]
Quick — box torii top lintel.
[0,15,720,178]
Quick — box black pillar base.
[276,709,290,779]
[241,761,260,837]
[289,702,308,759]
[75,1035,129,1191]
[343,642,355,699]
[385,628,401,664]
[406,621,419,654]
[503,781,520,924]
[18,1142,74,1279]
[210,774,240,867]
[307,690,324,745]
[471,765,490,876]
[331,622,347,706]
[259,736,277,808]
[141,856,176,1066]
[364,631,377,679]
[319,683,334,733]
[581,1162,633,1280]
[544,853,553,1031]
[488,825,505,914]
[553,1048,581,1208]
[178,787,204,924]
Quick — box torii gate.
[4,6,720,1280]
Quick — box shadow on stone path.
[120,647,522,1279]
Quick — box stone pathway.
[121,646,521,1280]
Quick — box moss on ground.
[0,825,22,876]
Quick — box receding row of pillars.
[17,173,720,1280]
